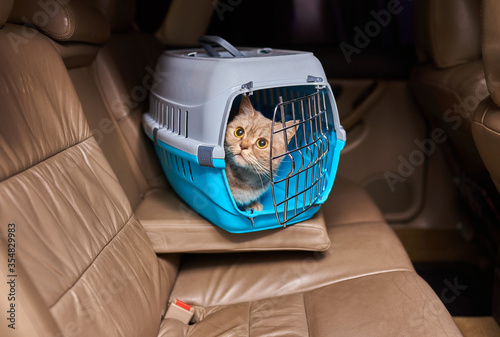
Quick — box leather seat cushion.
[136,176,383,253]
[139,190,331,253]
[168,218,412,307]
[160,271,461,337]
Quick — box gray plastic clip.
[198,146,214,167]
[153,127,160,144]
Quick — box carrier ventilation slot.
[269,89,330,226]
[159,147,193,182]
[151,96,189,137]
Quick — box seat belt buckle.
[165,299,194,324]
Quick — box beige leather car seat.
[58,0,357,253]
[0,0,462,336]
[473,0,500,195]
[0,1,178,335]
[471,0,500,325]
[411,0,487,178]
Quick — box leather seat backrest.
[12,0,168,209]
[91,0,168,197]
[482,0,500,105]
[411,0,487,177]
[0,1,178,335]
[472,0,500,193]
[414,0,481,69]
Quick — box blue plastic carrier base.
[142,39,346,233]
[146,128,344,233]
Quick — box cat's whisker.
[247,157,270,177]
[257,173,266,189]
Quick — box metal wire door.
[269,89,330,226]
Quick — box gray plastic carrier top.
[143,44,346,163]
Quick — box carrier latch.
[198,146,215,167]
[153,127,162,145]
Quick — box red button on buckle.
[176,299,192,311]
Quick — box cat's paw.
[247,201,263,212]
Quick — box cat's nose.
[240,143,249,150]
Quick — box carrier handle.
[198,35,244,57]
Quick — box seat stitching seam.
[90,62,150,193]
[324,220,386,228]
[0,134,93,183]
[248,300,252,337]
[39,2,73,38]
[296,268,415,295]
[49,214,134,308]
[473,120,500,135]
[297,268,414,290]
[303,292,310,337]
[201,268,414,308]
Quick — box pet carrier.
[143,36,346,233]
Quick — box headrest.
[91,0,136,33]
[482,0,500,107]
[0,0,13,27]
[9,0,110,44]
[414,0,481,69]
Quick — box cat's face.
[225,95,297,175]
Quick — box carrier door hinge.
[240,81,253,91]
[307,75,323,82]
[307,75,325,89]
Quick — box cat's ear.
[239,95,255,116]
[273,120,299,143]
[284,120,299,143]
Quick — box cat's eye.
[256,138,268,149]
[234,127,244,138]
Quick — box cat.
[224,95,297,211]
